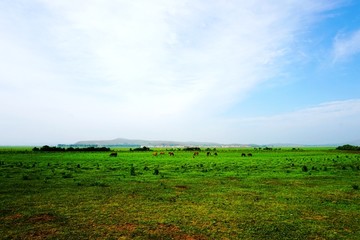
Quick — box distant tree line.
[33,145,111,152]
[130,146,151,151]
[58,144,98,148]
[183,147,201,151]
[336,144,360,151]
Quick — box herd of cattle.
[109,151,253,157]
[152,151,175,156]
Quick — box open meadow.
[0,147,359,239]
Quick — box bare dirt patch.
[148,223,207,240]
[3,213,23,221]
[28,213,57,223]
[25,228,58,240]
[111,223,137,232]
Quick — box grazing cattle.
[247,153,253,157]
[109,152,117,157]
[160,152,165,155]
[153,152,158,156]
[207,152,211,156]
[241,153,246,157]
[193,151,199,157]
[214,152,218,156]
[168,152,175,156]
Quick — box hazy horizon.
[2,136,359,147]
[1,1,360,146]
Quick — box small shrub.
[352,184,359,190]
[62,172,73,178]
[153,168,160,175]
[90,181,110,187]
[77,182,85,186]
[130,165,136,176]
[302,165,308,172]
[22,175,31,180]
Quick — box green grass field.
[0,147,359,239]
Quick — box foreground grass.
[0,147,359,239]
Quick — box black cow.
[109,152,117,157]
[241,153,246,157]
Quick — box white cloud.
[333,29,360,61]
[0,0,352,145]
[217,99,360,145]
[67,2,335,105]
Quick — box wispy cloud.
[332,29,360,61]
[216,99,360,145]
[0,0,355,145]
[20,1,336,110]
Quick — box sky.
[1,0,360,146]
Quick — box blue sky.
[1,0,360,145]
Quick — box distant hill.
[66,137,358,148]
[74,138,225,147]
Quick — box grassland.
[0,147,359,239]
